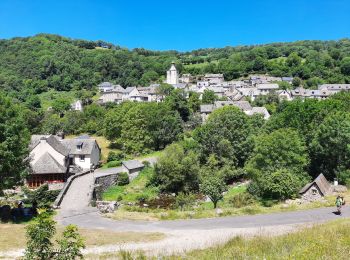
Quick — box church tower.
[166,62,179,85]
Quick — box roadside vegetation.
[103,167,350,221]
[180,219,350,260]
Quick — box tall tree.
[194,106,253,167]
[310,112,350,180]
[0,93,30,191]
[153,143,200,193]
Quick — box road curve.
[57,206,350,233]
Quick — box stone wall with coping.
[93,173,119,201]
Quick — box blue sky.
[0,0,349,51]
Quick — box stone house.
[98,82,115,92]
[71,100,83,111]
[299,174,331,202]
[28,135,100,188]
[61,135,101,171]
[204,74,224,85]
[277,90,293,101]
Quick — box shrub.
[146,194,176,209]
[117,172,129,186]
[107,151,125,163]
[136,193,150,204]
[107,160,121,168]
[142,160,150,167]
[22,184,60,208]
[248,169,305,200]
[229,192,255,208]
[175,192,196,210]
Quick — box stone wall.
[301,184,323,202]
[93,173,119,201]
[96,201,119,213]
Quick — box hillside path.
[58,157,158,218]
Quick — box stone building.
[299,174,331,202]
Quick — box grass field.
[180,219,350,260]
[0,223,164,252]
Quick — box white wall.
[73,142,100,169]
[74,155,91,170]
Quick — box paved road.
[57,205,350,232]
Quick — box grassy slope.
[38,90,77,110]
[102,167,159,202]
[0,224,164,252]
[181,219,350,260]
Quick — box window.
[312,188,317,195]
[79,155,85,162]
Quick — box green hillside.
[1,34,350,100]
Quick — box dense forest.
[1,34,350,101]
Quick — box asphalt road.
[57,205,350,233]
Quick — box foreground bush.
[24,212,85,260]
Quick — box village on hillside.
[95,62,350,121]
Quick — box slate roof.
[299,174,331,196]
[124,87,137,93]
[31,135,69,156]
[61,138,99,155]
[204,74,224,78]
[213,101,252,111]
[98,82,113,88]
[251,107,269,114]
[46,135,70,156]
[200,104,214,113]
[30,135,50,151]
[319,84,350,90]
[282,77,293,82]
[31,152,67,174]
[257,83,279,90]
[207,86,226,93]
[112,85,125,92]
[122,160,144,170]
[232,101,252,111]
[172,83,187,89]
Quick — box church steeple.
[166,62,179,84]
